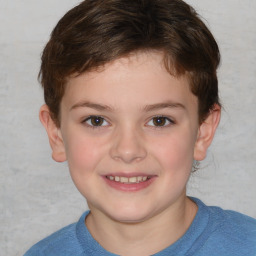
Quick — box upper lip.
[103,172,156,178]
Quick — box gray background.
[0,0,255,255]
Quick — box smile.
[106,175,150,184]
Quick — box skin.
[40,51,220,256]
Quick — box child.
[24,0,256,255]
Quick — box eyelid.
[146,115,175,127]
[82,115,110,127]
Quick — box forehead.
[63,51,197,113]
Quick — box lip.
[102,173,157,192]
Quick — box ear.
[39,104,66,162]
[194,104,221,161]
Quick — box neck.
[85,196,197,256]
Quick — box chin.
[105,205,154,224]
[88,197,158,224]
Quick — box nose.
[110,126,147,164]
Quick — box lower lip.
[103,176,156,192]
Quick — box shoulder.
[193,198,256,255]
[193,197,256,233]
[208,204,256,238]
[24,212,88,256]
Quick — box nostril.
[109,130,147,163]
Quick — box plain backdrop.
[0,0,255,255]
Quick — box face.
[47,51,211,223]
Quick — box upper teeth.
[107,176,148,183]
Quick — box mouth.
[106,175,151,184]
[103,172,156,191]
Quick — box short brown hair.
[39,0,220,126]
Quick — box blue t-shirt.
[24,198,256,256]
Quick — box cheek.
[64,135,106,197]
[153,133,195,172]
[64,135,103,175]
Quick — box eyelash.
[147,116,175,128]
[83,116,109,128]
[82,115,175,128]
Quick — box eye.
[147,116,174,127]
[84,116,109,127]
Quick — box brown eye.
[91,116,103,126]
[152,117,167,126]
[147,116,174,127]
[85,116,108,127]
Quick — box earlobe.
[39,104,67,162]
[194,104,221,161]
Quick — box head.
[39,0,221,224]
[39,0,220,127]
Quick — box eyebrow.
[70,101,185,112]
[143,102,186,112]
[70,101,113,111]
